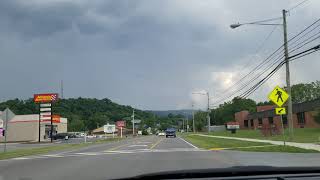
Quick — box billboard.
[34,93,59,103]
[116,121,126,128]
[104,124,116,133]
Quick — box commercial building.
[235,98,320,130]
[0,112,67,142]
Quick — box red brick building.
[235,98,320,130]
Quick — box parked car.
[52,133,69,140]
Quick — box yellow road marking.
[149,138,164,149]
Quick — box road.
[1,135,320,180]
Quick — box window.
[297,112,305,124]
[244,120,249,127]
[250,119,254,127]
[282,115,288,125]
[258,118,263,125]
[268,117,274,124]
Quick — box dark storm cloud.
[0,0,319,110]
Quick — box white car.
[158,132,165,136]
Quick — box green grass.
[183,134,318,153]
[0,137,122,160]
[206,128,320,143]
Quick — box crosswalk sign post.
[268,86,289,107]
[268,86,289,146]
[275,107,286,115]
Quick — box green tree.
[291,81,320,103]
[210,97,256,125]
[194,111,207,131]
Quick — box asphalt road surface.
[1,135,320,180]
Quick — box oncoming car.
[165,128,176,138]
[158,132,165,136]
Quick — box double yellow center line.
[149,138,164,149]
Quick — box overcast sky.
[0,0,319,110]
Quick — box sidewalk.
[195,134,320,152]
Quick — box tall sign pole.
[34,93,58,143]
[192,103,195,133]
[38,104,41,142]
[282,9,293,140]
[132,109,135,136]
[207,92,210,133]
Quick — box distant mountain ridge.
[148,109,194,117]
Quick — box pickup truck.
[165,128,176,138]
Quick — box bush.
[142,130,148,135]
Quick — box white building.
[0,111,67,142]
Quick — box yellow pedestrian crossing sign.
[275,107,286,115]
[268,86,289,107]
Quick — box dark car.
[165,128,176,138]
[52,133,69,140]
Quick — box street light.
[230,10,294,139]
[192,91,211,133]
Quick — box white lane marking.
[178,137,198,149]
[42,154,65,158]
[128,145,148,147]
[74,152,101,156]
[137,141,152,144]
[12,157,30,160]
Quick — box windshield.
[0,0,320,180]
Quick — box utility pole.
[282,9,293,140]
[186,115,188,133]
[60,80,64,99]
[207,92,210,133]
[182,119,184,132]
[192,103,195,133]
[132,109,135,136]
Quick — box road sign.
[275,107,286,115]
[34,93,58,103]
[104,124,116,133]
[40,108,51,112]
[1,108,15,127]
[40,103,51,107]
[1,108,15,152]
[226,122,240,130]
[268,86,289,107]
[116,120,126,127]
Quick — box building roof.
[247,98,320,119]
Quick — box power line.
[240,61,285,99]
[223,25,279,91]
[242,44,320,99]
[289,33,320,53]
[212,17,320,106]
[212,54,284,105]
[215,19,320,103]
[289,44,320,61]
[288,0,310,12]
